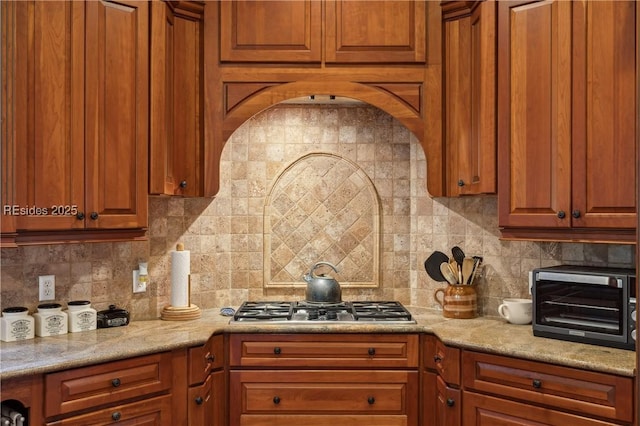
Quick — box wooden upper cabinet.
[497,0,637,241]
[84,0,148,229]
[220,0,321,63]
[571,0,637,229]
[150,1,205,197]
[2,0,147,243]
[325,0,426,63]
[12,1,86,232]
[443,0,496,196]
[498,0,572,229]
[219,0,425,64]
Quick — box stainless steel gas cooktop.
[230,301,415,324]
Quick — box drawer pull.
[195,396,204,405]
[273,347,281,355]
[368,396,376,405]
[111,411,121,421]
[446,398,455,407]
[433,355,442,363]
[368,347,376,356]
[273,396,281,405]
[111,378,121,387]
[532,379,542,389]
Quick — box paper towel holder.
[161,243,202,321]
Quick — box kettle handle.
[310,261,339,278]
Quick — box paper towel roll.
[170,248,190,308]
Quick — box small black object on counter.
[97,305,130,328]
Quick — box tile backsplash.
[1,104,635,320]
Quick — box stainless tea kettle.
[303,261,341,303]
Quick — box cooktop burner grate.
[231,301,415,323]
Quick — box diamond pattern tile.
[265,153,380,288]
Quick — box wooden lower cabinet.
[229,333,420,426]
[187,335,226,426]
[422,335,461,426]
[463,391,621,426]
[462,350,634,424]
[0,375,44,425]
[42,351,179,425]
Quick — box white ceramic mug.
[498,298,532,325]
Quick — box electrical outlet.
[39,275,55,301]
[132,270,147,293]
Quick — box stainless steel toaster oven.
[531,265,636,351]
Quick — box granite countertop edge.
[0,306,635,380]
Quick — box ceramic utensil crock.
[434,284,478,319]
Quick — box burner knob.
[326,311,338,320]
[308,311,319,320]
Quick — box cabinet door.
[188,373,213,426]
[497,0,572,228]
[435,375,460,426]
[11,1,86,232]
[463,391,618,426]
[150,1,204,197]
[150,1,176,195]
[220,0,321,63]
[571,0,637,229]
[444,1,497,196]
[1,1,17,243]
[84,0,148,229]
[325,0,426,63]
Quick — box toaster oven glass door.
[535,272,624,336]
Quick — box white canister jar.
[67,300,97,332]
[34,303,68,336]
[1,307,35,342]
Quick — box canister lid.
[68,300,91,306]
[37,302,62,310]
[2,306,28,314]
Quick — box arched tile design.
[264,152,381,288]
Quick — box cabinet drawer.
[229,333,419,368]
[237,414,410,426]
[462,351,633,423]
[45,352,172,417]
[230,370,418,414]
[45,394,172,426]
[463,391,620,426]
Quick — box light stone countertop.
[0,306,635,380]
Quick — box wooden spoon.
[440,262,458,285]
[462,258,475,285]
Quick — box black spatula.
[424,251,450,282]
